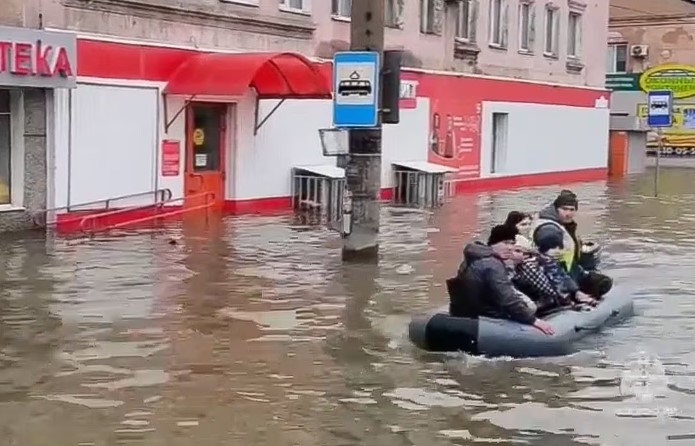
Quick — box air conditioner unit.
[631,45,649,58]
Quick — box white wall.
[54,86,430,209]
[238,98,430,200]
[238,99,338,201]
[55,84,160,210]
[381,98,430,188]
[159,95,185,202]
[479,102,610,177]
[53,88,70,210]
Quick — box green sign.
[605,73,640,91]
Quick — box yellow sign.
[637,103,695,150]
[639,64,695,99]
[192,128,205,146]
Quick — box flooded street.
[2,168,695,445]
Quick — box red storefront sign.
[0,40,73,77]
[0,25,76,89]
[161,140,181,177]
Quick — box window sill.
[0,205,25,213]
[331,15,351,23]
[278,6,311,16]
[518,49,534,56]
[219,0,259,7]
[488,43,507,51]
[543,51,559,60]
[566,58,585,73]
[454,39,480,60]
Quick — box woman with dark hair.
[504,211,533,249]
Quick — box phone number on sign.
[647,147,695,157]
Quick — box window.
[331,0,351,18]
[606,44,627,73]
[279,0,309,13]
[191,105,222,172]
[456,0,474,41]
[518,2,532,51]
[491,112,508,174]
[544,5,559,55]
[489,0,506,46]
[0,90,9,205]
[385,0,402,28]
[421,0,435,33]
[568,12,581,57]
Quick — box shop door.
[185,103,226,210]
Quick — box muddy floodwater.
[2,168,695,445]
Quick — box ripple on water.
[1,171,695,444]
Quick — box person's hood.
[538,204,577,233]
[538,204,561,223]
[463,241,495,263]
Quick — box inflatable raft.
[408,289,634,358]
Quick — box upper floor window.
[567,11,582,58]
[332,0,351,18]
[456,0,475,41]
[420,0,442,35]
[607,44,627,73]
[279,0,310,13]
[518,2,533,52]
[543,5,559,56]
[489,0,508,47]
[385,0,404,28]
[421,0,435,34]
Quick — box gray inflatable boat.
[408,289,635,358]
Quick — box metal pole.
[342,0,385,262]
[655,127,662,197]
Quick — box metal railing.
[79,192,215,234]
[291,174,345,230]
[33,188,173,227]
[392,170,448,208]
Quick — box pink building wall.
[4,0,608,88]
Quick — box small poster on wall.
[161,140,180,177]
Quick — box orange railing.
[33,189,173,228]
[79,192,215,234]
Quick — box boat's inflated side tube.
[408,289,634,358]
[409,310,479,354]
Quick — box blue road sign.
[332,51,380,128]
[647,90,673,127]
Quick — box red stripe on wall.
[76,39,607,107]
[77,40,194,80]
[415,72,607,108]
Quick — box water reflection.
[1,168,695,444]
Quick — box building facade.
[607,0,695,167]
[0,17,77,231]
[3,0,610,232]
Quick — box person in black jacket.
[449,225,555,335]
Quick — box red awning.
[164,52,331,99]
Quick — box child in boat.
[535,230,597,306]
